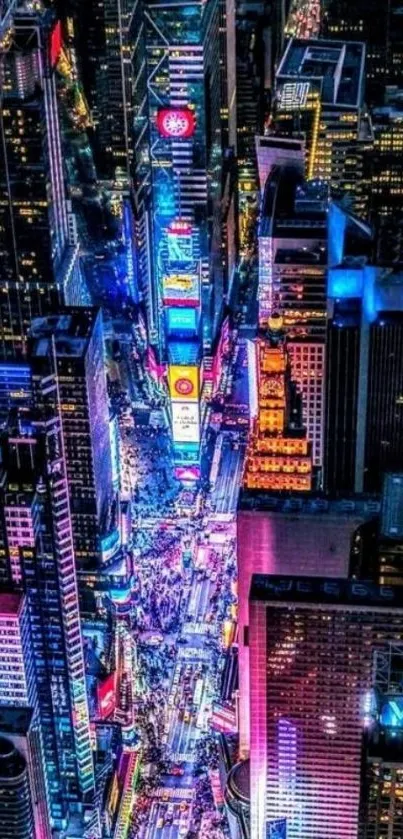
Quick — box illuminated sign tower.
[244,315,312,491]
[143,0,224,353]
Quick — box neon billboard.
[167,221,194,264]
[156,108,196,138]
[172,402,200,444]
[168,365,199,402]
[162,270,200,306]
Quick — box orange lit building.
[244,317,312,491]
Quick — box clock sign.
[156,108,196,139]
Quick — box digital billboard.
[50,20,62,68]
[168,365,199,402]
[379,697,403,728]
[167,221,194,264]
[156,108,196,139]
[172,402,200,444]
[97,673,116,720]
[167,308,198,335]
[174,465,201,482]
[162,270,200,306]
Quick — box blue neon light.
[328,203,347,267]
[167,308,197,334]
[380,698,403,728]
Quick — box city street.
[131,356,243,837]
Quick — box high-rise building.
[326,254,403,494]
[237,493,370,756]
[244,318,312,491]
[0,8,78,358]
[274,38,373,217]
[29,309,114,573]
[257,164,328,468]
[369,93,403,266]
[359,644,403,838]
[0,594,32,707]
[76,0,136,180]
[248,574,403,839]
[360,732,403,839]
[322,0,403,108]
[0,398,96,827]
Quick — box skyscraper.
[29,309,114,573]
[322,0,403,107]
[0,389,96,827]
[0,8,72,358]
[326,235,403,493]
[244,320,313,491]
[274,38,372,217]
[237,494,367,756]
[248,574,403,839]
[76,0,137,180]
[257,164,328,468]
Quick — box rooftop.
[30,308,100,360]
[0,706,33,736]
[259,165,328,237]
[0,592,23,617]
[276,38,366,109]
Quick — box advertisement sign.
[163,270,200,305]
[174,465,201,482]
[156,108,196,138]
[172,402,200,444]
[167,221,194,264]
[97,673,116,720]
[168,365,199,402]
[100,528,120,565]
[50,20,62,68]
[167,308,198,335]
[380,697,403,728]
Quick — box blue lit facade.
[138,0,223,359]
[30,310,115,573]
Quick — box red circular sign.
[175,378,194,396]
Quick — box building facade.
[274,38,372,217]
[257,164,328,469]
[29,309,114,573]
[249,575,403,839]
[0,9,73,358]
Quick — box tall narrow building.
[29,309,114,574]
[0,389,96,828]
[244,316,312,491]
[0,8,71,358]
[258,164,328,470]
